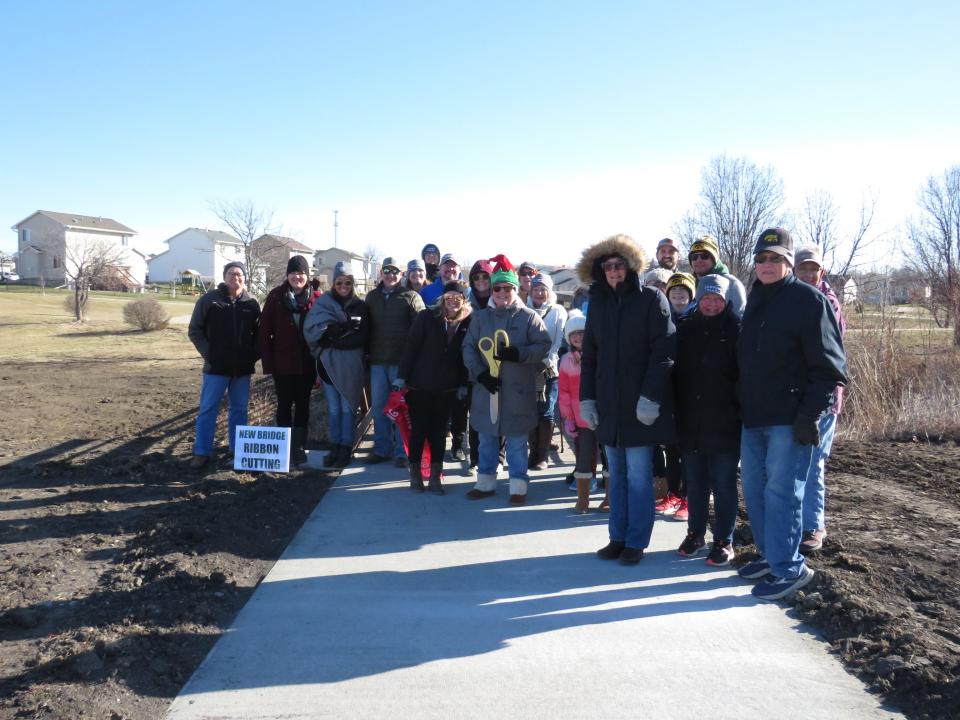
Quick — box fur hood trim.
[575,234,647,284]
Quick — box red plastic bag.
[383,389,433,479]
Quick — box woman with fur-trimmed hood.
[577,234,677,565]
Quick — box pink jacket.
[558,351,588,428]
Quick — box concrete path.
[167,447,900,720]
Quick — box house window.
[53,256,61,269]
[121,237,129,247]
[235,246,242,256]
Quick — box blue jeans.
[537,376,559,420]
[605,445,655,549]
[322,381,355,446]
[193,373,251,456]
[740,425,814,580]
[682,450,739,544]
[478,432,528,479]
[802,412,837,533]
[370,364,404,458]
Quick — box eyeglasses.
[492,285,515,293]
[518,270,536,277]
[689,252,713,261]
[601,260,626,272]
[755,254,787,265]
[382,268,400,275]
[334,280,353,287]
[443,293,464,302]
[471,273,489,281]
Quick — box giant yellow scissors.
[477,329,510,423]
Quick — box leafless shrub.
[841,319,960,441]
[123,298,171,331]
[63,293,91,321]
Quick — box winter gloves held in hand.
[793,415,821,446]
[635,396,660,426]
[493,346,520,363]
[579,400,599,430]
[476,371,500,395]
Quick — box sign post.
[234,426,290,473]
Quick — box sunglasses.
[443,293,464,302]
[518,270,536,277]
[601,260,626,272]
[471,273,490,281]
[382,268,400,275]
[689,251,713,261]
[492,285,515,293]
[334,280,353,287]
[755,254,787,265]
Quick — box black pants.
[273,373,316,428]
[574,428,599,475]
[653,444,685,495]
[449,392,468,451]
[407,389,452,465]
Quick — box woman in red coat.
[258,255,322,463]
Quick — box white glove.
[635,396,660,426]
[579,400,599,431]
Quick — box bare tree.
[362,244,383,281]
[906,165,960,345]
[64,238,127,321]
[209,198,279,295]
[676,155,786,280]
[796,190,879,277]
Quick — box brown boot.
[409,464,425,493]
[574,472,592,514]
[428,463,445,495]
[598,471,610,512]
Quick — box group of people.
[186,227,847,602]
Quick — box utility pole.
[333,210,339,248]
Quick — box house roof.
[254,234,313,253]
[12,210,136,234]
[164,228,243,246]
[316,246,365,261]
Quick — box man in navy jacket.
[736,228,847,600]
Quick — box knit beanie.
[689,235,720,265]
[286,255,309,275]
[469,259,495,277]
[531,272,553,290]
[488,254,520,288]
[643,267,672,287]
[333,261,354,281]
[666,272,696,300]
[443,280,467,296]
[223,261,246,278]
[564,309,587,344]
[695,274,730,302]
[421,243,440,260]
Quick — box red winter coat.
[259,283,322,376]
[558,350,588,429]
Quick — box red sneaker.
[673,498,689,521]
[655,492,681,515]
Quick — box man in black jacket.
[736,228,847,601]
[187,261,261,469]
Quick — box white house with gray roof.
[12,210,145,287]
[147,228,246,284]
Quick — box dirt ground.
[1,352,958,719]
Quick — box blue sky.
[2,1,958,267]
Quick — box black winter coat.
[674,307,741,454]
[187,284,260,376]
[398,307,471,393]
[737,274,847,428]
[580,272,676,447]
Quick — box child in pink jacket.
[558,310,607,513]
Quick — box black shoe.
[452,447,467,462]
[597,541,625,560]
[678,533,706,557]
[367,453,388,465]
[323,446,342,468]
[619,547,644,565]
[334,445,352,468]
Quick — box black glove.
[494,346,520,362]
[476,371,500,395]
[793,415,820,446]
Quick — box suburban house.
[147,228,246,286]
[251,234,314,289]
[314,247,371,293]
[12,210,146,288]
[825,274,860,305]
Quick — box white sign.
[234,426,290,473]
